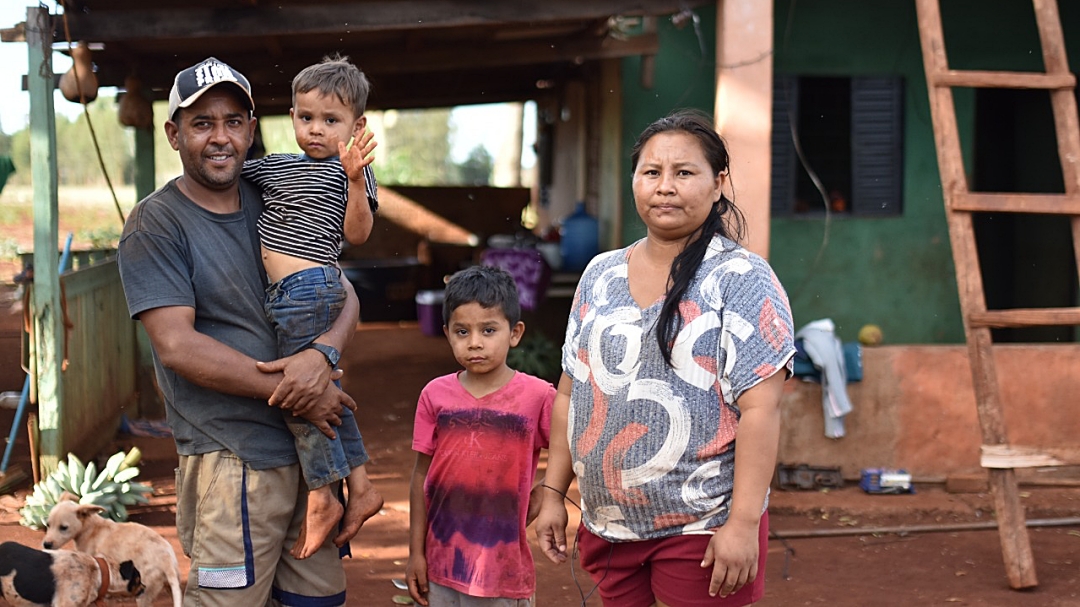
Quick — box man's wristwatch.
[307,343,341,368]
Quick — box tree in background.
[454,144,493,185]
[4,99,504,189]
[376,107,454,185]
[8,95,134,186]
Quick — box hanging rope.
[58,0,126,225]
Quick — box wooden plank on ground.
[982,445,1080,468]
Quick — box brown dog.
[42,501,181,607]
[0,541,144,606]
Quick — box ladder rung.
[969,308,1080,328]
[932,70,1075,90]
[952,192,1080,214]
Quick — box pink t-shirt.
[412,371,555,599]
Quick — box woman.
[534,110,795,607]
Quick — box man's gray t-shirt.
[118,178,297,469]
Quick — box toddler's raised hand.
[339,129,377,182]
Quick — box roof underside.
[7,0,705,114]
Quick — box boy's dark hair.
[292,53,370,118]
[443,266,521,326]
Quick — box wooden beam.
[968,307,1080,328]
[27,6,65,474]
[953,192,1080,214]
[249,31,660,78]
[81,32,656,111]
[931,70,1074,90]
[59,1,705,41]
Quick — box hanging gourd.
[118,75,153,129]
[58,42,99,104]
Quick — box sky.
[0,2,83,135]
[0,2,535,167]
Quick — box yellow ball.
[858,324,883,346]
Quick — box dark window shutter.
[851,77,904,216]
[771,75,799,216]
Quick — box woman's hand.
[534,498,570,564]
[701,517,760,598]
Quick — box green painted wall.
[769,0,965,344]
[619,1,1080,344]
[619,4,718,244]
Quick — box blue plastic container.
[559,202,599,272]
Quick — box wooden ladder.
[915,0,1080,590]
[915,0,1080,587]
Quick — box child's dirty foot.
[333,483,384,547]
[292,486,344,560]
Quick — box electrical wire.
[541,484,609,607]
[778,0,834,303]
[58,0,126,225]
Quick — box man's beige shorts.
[176,450,347,607]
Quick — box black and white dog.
[0,541,144,607]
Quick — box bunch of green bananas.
[19,448,153,529]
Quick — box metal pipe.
[1,234,73,474]
[771,517,1080,539]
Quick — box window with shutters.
[771,75,904,217]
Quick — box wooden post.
[714,0,774,259]
[26,6,65,473]
[133,121,155,202]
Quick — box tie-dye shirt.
[562,235,795,542]
[413,371,555,599]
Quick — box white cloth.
[795,319,853,438]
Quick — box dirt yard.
[1,321,1079,606]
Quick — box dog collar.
[93,556,110,606]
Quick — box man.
[118,57,358,606]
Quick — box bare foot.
[292,485,344,560]
[333,474,384,547]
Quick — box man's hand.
[255,348,335,411]
[294,383,356,439]
[339,129,376,182]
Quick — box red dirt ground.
[1,319,1079,606]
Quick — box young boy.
[241,54,383,560]
[406,266,556,606]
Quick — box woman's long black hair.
[630,110,746,366]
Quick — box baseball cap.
[167,57,254,120]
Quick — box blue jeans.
[264,265,369,489]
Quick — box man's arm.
[256,270,360,411]
[140,305,351,438]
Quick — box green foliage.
[258,115,302,155]
[0,237,20,261]
[78,225,122,250]
[507,331,561,382]
[454,144,493,185]
[152,100,182,187]
[19,448,153,529]
[377,108,454,185]
[7,96,135,187]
